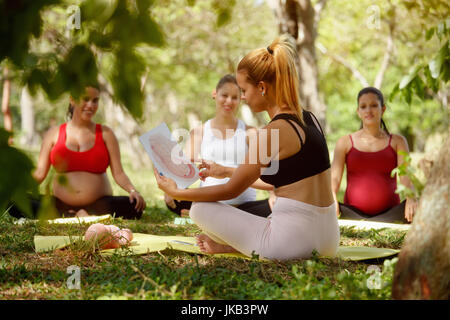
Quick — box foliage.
[0,129,38,218]
[391,151,425,199]
[319,0,448,150]
[389,17,449,105]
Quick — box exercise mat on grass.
[15,214,112,226]
[34,233,400,261]
[338,219,410,231]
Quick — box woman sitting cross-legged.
[164,74,275,218]
[154,35,340,261]
[331,87,418,223]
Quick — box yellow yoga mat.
[338,219,410,231]
[34,233,400,261]
[15,214,112,225]
[47,214,112,224]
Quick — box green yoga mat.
[34,233,399,261]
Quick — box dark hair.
[66,103,74,120]
[357,87,389,134]
[66,86,100,120]
[216,74,239,91]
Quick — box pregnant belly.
[345,174,399,215]
[53,172,113,206]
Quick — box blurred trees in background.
[0,0,448,156]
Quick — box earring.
[261,92,265,96]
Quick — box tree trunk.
[20,86,39,148]
[392,133,450,300]
[267,0,327,127]
[1,67,13,144]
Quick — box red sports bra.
[50,123,110,173]
[344,134,400,215]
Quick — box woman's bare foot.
[195,234,238,254]
[75,209,90,217]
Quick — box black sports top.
[260,111,331,188]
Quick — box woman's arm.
[32,126,58,184]
[330,136,350,216]
[198,160,274,191]
[394,134,418,222]
[156,126,274,201]
[102,126,146,212]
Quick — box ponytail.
[237,34,303,124]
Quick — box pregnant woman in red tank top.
[331,87,417,223]
[8,86,145,219]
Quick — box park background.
[0,0,448,300]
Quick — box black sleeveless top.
[260,111,331,188]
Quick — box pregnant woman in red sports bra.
[9,86,145,219]
[331,87,417,223]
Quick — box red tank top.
[344,134,400,215]
[50,123,110,173]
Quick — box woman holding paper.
[155,35,340,261]
[9,86,146,219]
[164,74,275,218]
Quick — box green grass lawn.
[0,154,408,300]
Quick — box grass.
[0,154,408,300]
[0,206,406,300]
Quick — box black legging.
[166,199,272,218]
[8,195,143,220]
[339,201,407,223]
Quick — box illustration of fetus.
[149,134,196,179]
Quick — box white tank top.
[200,119,256,205]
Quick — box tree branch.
[316,41,369,87]
[374,4,396,88]
[314,0,328,29]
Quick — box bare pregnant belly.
[53,172,113,206]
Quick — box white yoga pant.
[189,197,340,261]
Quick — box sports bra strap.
[308,111,325,137]
[271,114,304,146]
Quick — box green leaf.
[412,77,425,100]
[80,0,118,27]
[428,40,448,79]
[399,64,423,89]
[425,27,435,41]
[388,83,400,102]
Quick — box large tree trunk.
[392,133,450,300]
[267,0,327,127]
[20,86,39,148]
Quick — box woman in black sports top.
[154,35,340,261]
